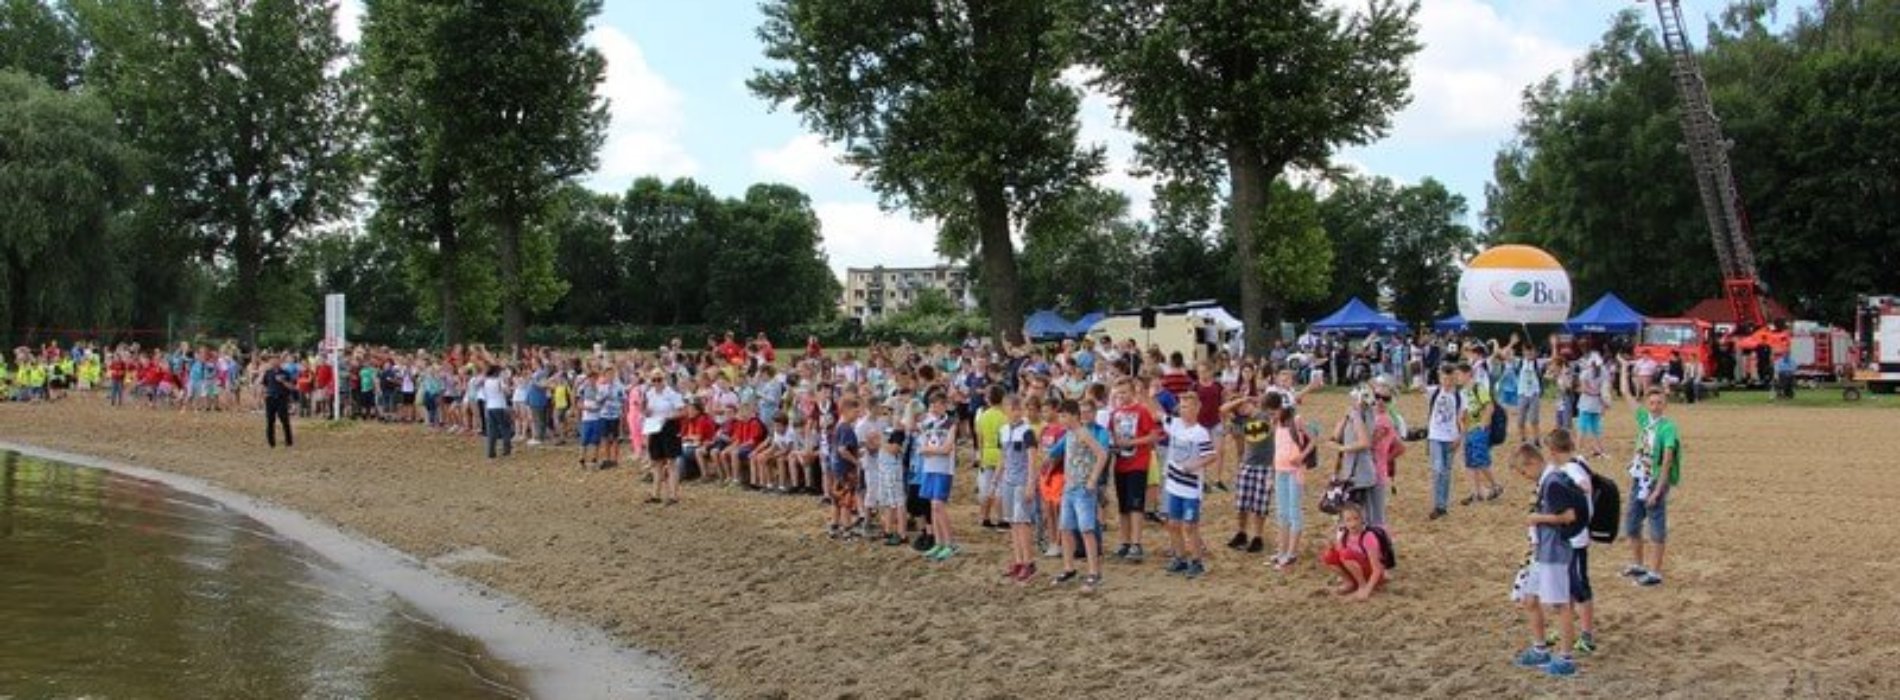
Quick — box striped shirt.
[1163,417,1215,500]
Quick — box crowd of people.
[10,326,1688,679]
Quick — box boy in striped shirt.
[1163,391,1217,579]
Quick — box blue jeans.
[1429,440,1454,511]
[485,407,513,458]
[1625,489,1669,542]
[1273,471,1302,531]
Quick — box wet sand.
[4,394,1895,698]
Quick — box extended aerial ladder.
[1646,0,1779,344]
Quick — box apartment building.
[839,265,974,321]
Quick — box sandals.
[1050,570,1079,587]
[1081,574,1102,594]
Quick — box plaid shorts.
[1235,465,1272,515]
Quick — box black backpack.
[1578,459,1622,544]
[1487,398,1509,446]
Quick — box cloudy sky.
[338,0,1746,276]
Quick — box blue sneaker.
[1544,656,1577,677]
[1164,558,1189,575]
[1513,647,1552,669]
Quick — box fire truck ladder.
[1650,0,1766,330]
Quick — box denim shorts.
[1060,487,1100,532]
[1464,426,1492,469]
[1625,490,1669,542]
[1164,493,1202,524]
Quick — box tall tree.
[1018,185,1146,315]
[1074,0,1421,351]
[708,184,841,331]
[751,0,1103,344]
[1319,174,1475,323]
[618,177,724,326]
[430,0,606,348]
[74,0,358,347]
[361,0,483,344]
[0,70,138,346]
[545,184,623,327]
[0,0,82,89]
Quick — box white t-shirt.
[645,386,684,429]
[1162,417,1213,500]
[479,377,509,406]
[1577,364,1606,414]
[1558,458,1594,549]
[1426,386,1461,442]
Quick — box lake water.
[0,452,529,699]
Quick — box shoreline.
[0,440,699,700]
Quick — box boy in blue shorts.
[1050,400,1108,594]
[1162,391,1216,579]
[917,390,961,561]
[1459,361,1503,504]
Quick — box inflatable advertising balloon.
[1457,245,1573,325]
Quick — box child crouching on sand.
[1509,443,1585,677]
[1321,502,1386,601]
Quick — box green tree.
[1486,3,1900,323]
[751,0,1103,344]
[74,0,359,347]
[0,70,139,346]
[1074,0,1421,352]
[707,184,841,331]
[618,177,725,326]
[1018,185,1146,315]
[430,0,605,348]
[360,0,484,344]
[1320,174,1474,324]
[546,184,623,327]
[1253,181,1332,321]
[0,0,81,89]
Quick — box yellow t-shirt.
[974,406,1007,470]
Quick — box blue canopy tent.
[1071,311,1105,337]
[1434,314,1468,332]
[1563,293,1645,334]
[1024,309,1077,341]
[1309,298,1407,334]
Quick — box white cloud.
[1067,67,1157,221]
[752,133,847,187]
[1392,0,1578,139]
[336,0,364,44]
[589,25,697,189]
[812,202,944,278]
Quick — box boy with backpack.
[1508,443,1586,677]
[1459,360,1504,505]
[1548,428,1603,653]
[1322,502,1390,601]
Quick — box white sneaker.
[1042,545,1062,558]
[526,439,543,447]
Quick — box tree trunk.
[972,176,1025,345]
[234,227,263,351]
[1226,143,1272,356]
[431,188,464,346]
[496,207,526,352]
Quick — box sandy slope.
[3,394,1894,699]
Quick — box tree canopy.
[751,0,1103,343]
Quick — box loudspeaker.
[1140,306,1157,330]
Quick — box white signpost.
[324,293,346,421]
